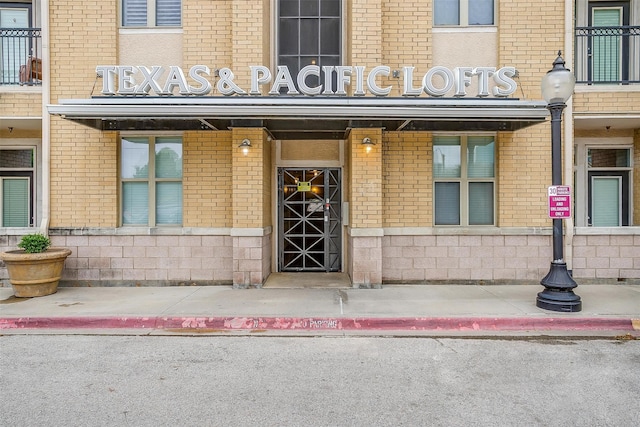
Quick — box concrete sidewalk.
[1,284,639,337]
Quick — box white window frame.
[119,134,183,227]
[434,0,496,27]
[432,134,496,226]
[574,140,635,227]
[0,147,36,228]
[121,0,182,28]
[585,145,633,226]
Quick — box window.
[433,135,495,226]
[587,147,631,226]
[277,0,341,91]
[434,0,494,26]
[0,4,32,84]
[0,148,34,227]
[589,2,629,83]
[122,0,181,27]
[121,136,182,226]
[575,1,637,84]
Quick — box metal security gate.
[278,168,341,272]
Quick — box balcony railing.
[0,28,42,86]
[575,25,640,85]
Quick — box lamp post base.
[537,261,582,312]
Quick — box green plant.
[17,233,51,254]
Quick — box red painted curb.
[0,316,636,332]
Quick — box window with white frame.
[122,0,181,27]
[587,147,631,226]
[434,0,495,26]
[120,136,183,226]
[0,148,35,227]
[433,135,495,226]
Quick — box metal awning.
[48,96,548,139]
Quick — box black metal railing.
[575,25,640,84]
[0,28,42,85]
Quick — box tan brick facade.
[2,0,640,289]
[0,91,41,118]
[183,1,232,70]
[183,131,232,228]
[49,1,119,227]
[382,132,432,227]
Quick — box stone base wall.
[232,233,272,288]
[4,229,640,287]
[572,233,640,281]
[382,234,552,284]
[348,234,382,288]
[58,233,233,286]
[1,230,234,287]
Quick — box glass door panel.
[591,176,621,226]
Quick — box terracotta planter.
[1,248,72,297]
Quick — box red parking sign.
[548,186,571,219]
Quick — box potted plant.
[1,233,71,297]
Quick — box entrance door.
[588,172,629,226]
[278,168,341,272]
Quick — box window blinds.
[156,0,181,26]
[123,0,147,26]
[2,178,29,227]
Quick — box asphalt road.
[1,335,638,426]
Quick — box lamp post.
[537,51,582,312]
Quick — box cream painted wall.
[118,31,183,73]
[280,140,341,162]
[432,29,498,97]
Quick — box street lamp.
[537,51,582,312]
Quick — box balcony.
[0,28,42,86]
[575,25,640,85]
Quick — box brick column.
[231,128,272,287]
[347,129,383,287]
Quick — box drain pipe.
[563,0,575,272]
[39,0,50,235]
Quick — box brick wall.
[183,131,233,228]
[231,0,269,89]
[349,128,382,228]
[183,0,232,70]
[497,0,565,227]
[232,128,270,229]
[49,1,117,101]
[381,1,431,95]
[498,0,565,101]
[49,1,119,227]
[497,130,551,227]
[574,91,640,114]
[382,132,432,227]
[231,127,271,288]
[349,0,382,71]
[49,120,119,227]
[0,92,41,117]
